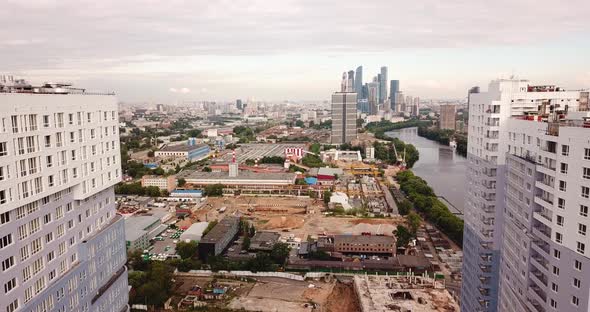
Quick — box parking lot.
[145,228,185,261]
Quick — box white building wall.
[461,79,585,312]
[0,92,128,312]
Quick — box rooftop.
[124,211,168,241]
[0,76,113,95]
[180,170,297,182]
[250,231,281,251]
[200,216,240,244]
[334,234,396,245]
[158,143,208,152]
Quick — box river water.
[386,127,467,217]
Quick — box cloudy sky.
[2,0,589,102]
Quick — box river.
[386,127,467,217]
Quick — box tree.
[323,190,332,205]
[406,212,421,234]
[295,120,305,128]
[397,199,413,215]
[176,241,199,259]
[270,242,291,264]
[178,178,186,187]
[242,235,251,251]
[147,150,155,157]
[204,184,224,197]
[202,220,218,236]
[395,225,412,248]
[145,186,162,197]
[248,252,275,272]
[202,166,212,172]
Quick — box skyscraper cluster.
[352,66,419,117]
[461,78,590,312]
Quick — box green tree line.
[396,170,464,245]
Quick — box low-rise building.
[330,235,396,257]
[180,222,210,242]
[249,231,281,251]
[141,175,177,192]
[155,143,210,161]
[198,216,240,259]
[125,213,169,251]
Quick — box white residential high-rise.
[499,107,590,312]
[0,78,128,312]
[461,78,589,312]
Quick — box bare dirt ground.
[324,282,361,312]
[227,277,335,312]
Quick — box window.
[2,256,15,271]
[43,115,50,127]
[562,145,570,156]
[43,213,52,224]
[0,211,9,224]
[585,148,590,160]
[584,168,590,179]
[0,234,12,249]
[581,205,589,217]
[556,232,563,243]
[579,224,587,236]
[574,278,581,288]
[573,296,580,306]
[577,242,585,254]
[0,142,7,156]
[7,299,19,312]
[554,249,561,259]
[557,215,564,226]
[575,260,582,271]
[551,283,558,292]
[47,251,55,262]
[559,180,567,192]
[561,163,568,174]
[4,277,16,293]
[20,246,29,261]
[583,186,590,199]
[551,299,557,309]
[558,198,566,209]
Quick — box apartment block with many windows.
[0,79,128,312]
[461,78,589,312]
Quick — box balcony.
[526,298,546,312]
[528,284,547,303]
[478,287,490,296]
[531,238,550,255]
[480,253,493,263]
[479,264,493,274]
[533,210,552,227]
[530,254,549,272]
[530,268,548,287]
[532,225,551,241]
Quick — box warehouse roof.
[200,216,240,244]
[159,144,208,152]
[334,235,396,245]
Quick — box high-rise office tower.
[468,86,480,106]
[355,66,363,99]
[236,99,243,110]
[379,66,388,104]
[0,77,129,312]
[367,82,380,115]
[347,70,355,92]
[332,71,357,144]
[461,78,590,312]
[439,104,456,130]
[390,80,400,112]
[412,97,420,117]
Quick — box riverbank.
[417,126,467,157]
[396,170,464,245]
[385,128,467,215]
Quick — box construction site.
[353,274,460,312]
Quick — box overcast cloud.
[1,0,589,102]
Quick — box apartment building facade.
[0,80,128,312]
[461,78,588,312]
[499,110,590,312]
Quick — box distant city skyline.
[2,0,590,102]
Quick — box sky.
[1,0,590,102]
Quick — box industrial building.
[180,170,297,187]
[124,211,169,250]
[198,216,240,259]
[0,78,129,312]
[179,222,209,242]
[249,231,281,251]
[155,142,210,161]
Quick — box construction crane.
[392,144,407,169]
